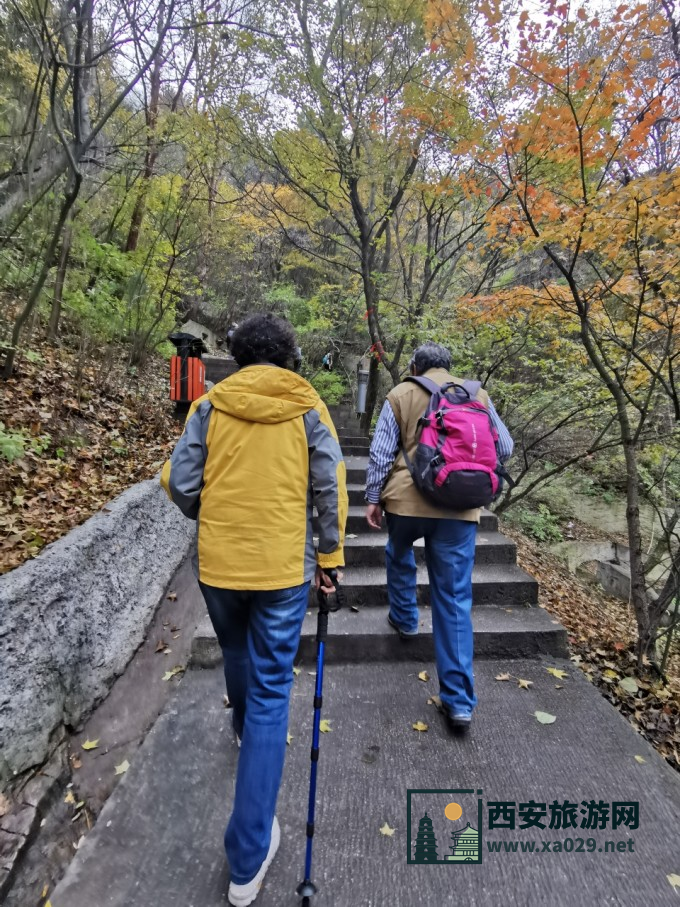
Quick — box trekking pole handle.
[316,569,343,641]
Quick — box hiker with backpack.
[161,313,347,906]
[364,341,513,732]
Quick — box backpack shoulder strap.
[404,375,441,395]
[461,379,482,400]
[400,376,440,478]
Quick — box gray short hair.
[409,342,452,375]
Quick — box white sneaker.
[228,817,280,907]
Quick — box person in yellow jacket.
[161,313,347,907]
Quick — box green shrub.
[310,371,347,405]
[512,504,563,543]
[0,422,26,463]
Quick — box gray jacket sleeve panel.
[304,409,343,554]
[168,400,212,520]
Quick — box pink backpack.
[401,377,510,510]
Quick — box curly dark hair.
[409,341,452,374]
[230,313,298,369]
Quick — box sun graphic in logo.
[445,802,463,821]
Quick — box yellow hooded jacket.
[161,365,347,590]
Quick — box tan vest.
[381,368,490,522]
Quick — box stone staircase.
[192,403,568,667]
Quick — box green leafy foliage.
[0,422,27,463]
[310,371,347,405]
[511,505,563,544]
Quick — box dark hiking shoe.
[387,613,418,640]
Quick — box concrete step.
[337,435,370,446]
[340,444,371,456]
[343,455,371,484]
[191,605,567,666]
[340,531,517,567]
[327,506,499,534]
[346,483,369,505]
[322,563,537,607]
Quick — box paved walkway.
[50,658,680,906]
[45,420,680,905]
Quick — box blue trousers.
[199,580,309,884]
[385,513,478,716]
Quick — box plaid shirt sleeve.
[487,398,514,462]
[365,401,401,504]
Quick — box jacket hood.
[208,364,321,423]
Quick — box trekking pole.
[296,569,344,907]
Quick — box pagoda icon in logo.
[406,788,483,865]
[446,821,480,862]
[413,812,438,863]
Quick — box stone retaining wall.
[0,480,194,787]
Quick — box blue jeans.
[385,513,478,716]
[199,580,309,884]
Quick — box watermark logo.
[407,790,639,863]
[407,789,484,864]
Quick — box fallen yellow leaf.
[603,669,619,680]
[319,719,332,733]
[546,668,568,680]
[418,671,429,682]
[668,874,680,892]
[427,695,443,711]
[379,822,395,836]
[412,721,428,732]
[292,666,301,676]
[162,665,184,682]
[287,732,293,745]
[42,885,49,898]
[81,739,99,751]
[114,760,130,776]
[495,673,511,681]
[517,679,533,690]
[634,756,646,764]
[64,791,76,805]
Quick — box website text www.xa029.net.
[487,837,634,854]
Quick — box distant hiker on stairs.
[364,341,513,732]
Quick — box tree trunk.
[3,176,81,378]
[621,435,655,663]
[48,214,74,341]
[124,6,164,253]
